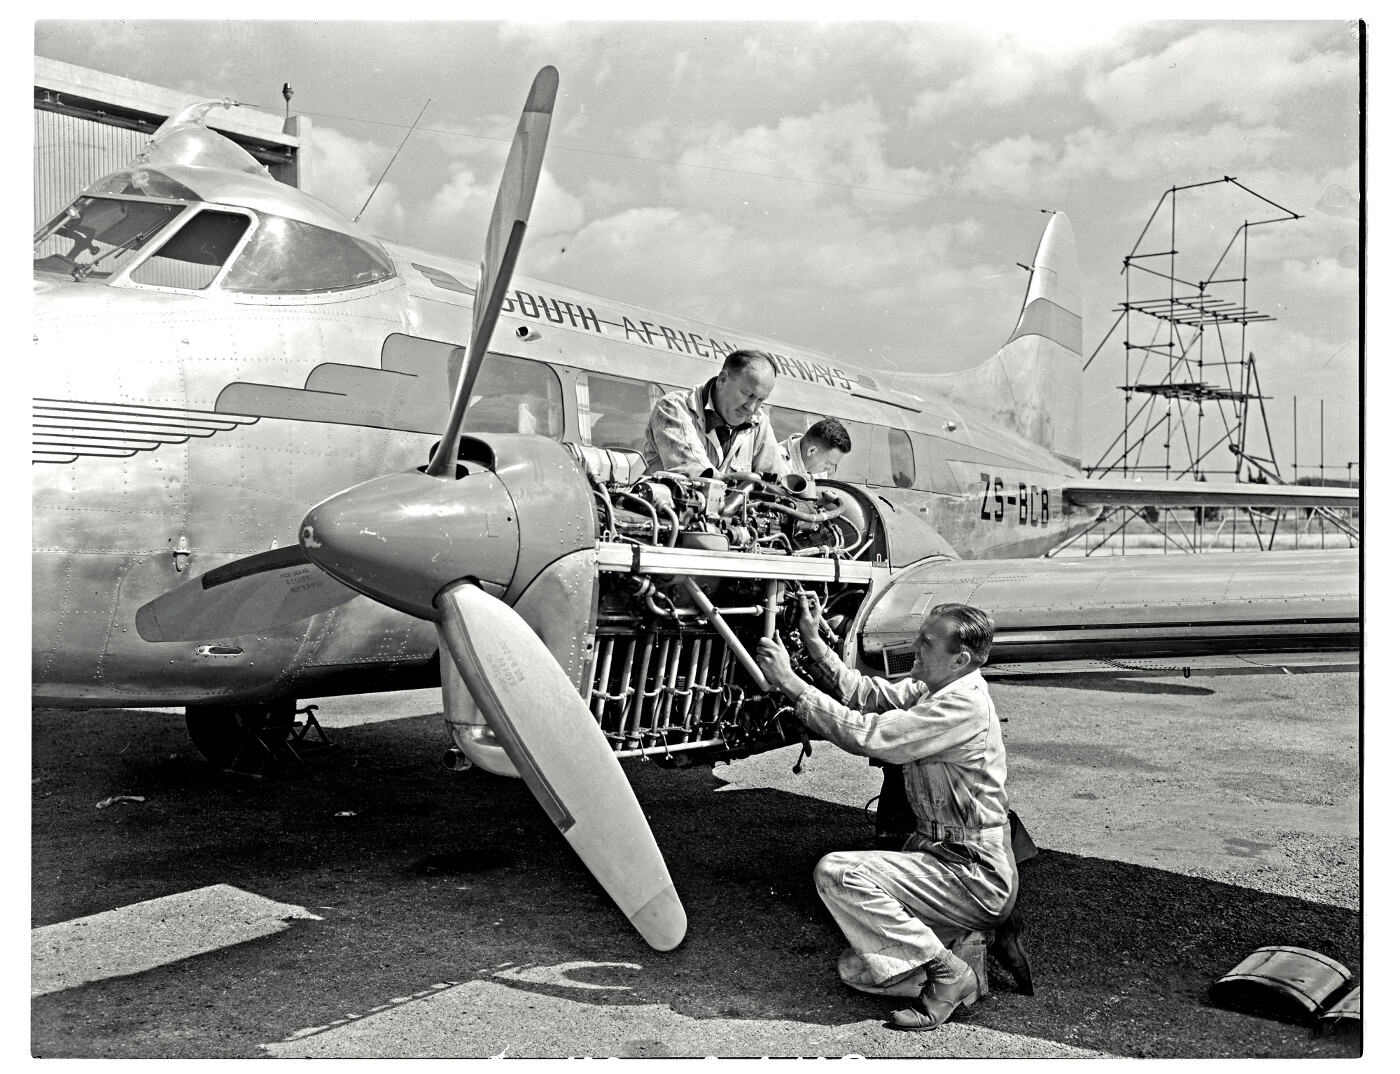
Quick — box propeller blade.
[134,544,356,642]
[426,66,558,478]
[435,581,687,952]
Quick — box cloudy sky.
[33,16,1363,477]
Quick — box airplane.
[33,70,1360,951]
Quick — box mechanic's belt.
[915,819,1010,845]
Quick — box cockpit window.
[129,210,251,290]
[221,215,396,294]
[88,168,202,201]
[33,196,184,281]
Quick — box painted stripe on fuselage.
[31,884,322,996]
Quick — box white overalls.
[793,652,1017,996]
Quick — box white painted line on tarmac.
[264,968,1108,1059]
[32,883,323,997]
[495,961,641,991]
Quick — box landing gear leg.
[185,700,326,775]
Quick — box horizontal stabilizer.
[135,545,356,642]
[1063,478,1359,510]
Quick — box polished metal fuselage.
[32,232,1097,708]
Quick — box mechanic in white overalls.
[756,599,1032,1032]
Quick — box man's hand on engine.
[795,589,824,648]
[757,636,806,700]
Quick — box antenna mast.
[355,99,432,224]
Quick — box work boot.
[887,958,979,1032]
[990,906,1034,995]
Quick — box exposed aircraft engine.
[592,469,866,558]
[562,451,878,768]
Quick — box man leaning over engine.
[642,348,790,481]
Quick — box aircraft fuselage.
[33,189,1096,709]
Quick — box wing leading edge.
[859,548,1359,678]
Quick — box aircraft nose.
[299,469,521,620]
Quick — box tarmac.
[31,668,1362,1059]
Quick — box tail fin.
[908,212,1084,468]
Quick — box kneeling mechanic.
[755,597,1032,1031]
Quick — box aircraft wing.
[1062,477,1359,510]
[857,548,1360,678]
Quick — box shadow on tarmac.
[994,674,1217,697]
[32,707,1359,1059]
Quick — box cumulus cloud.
[424,116,516,161]
[302,126,405,234]
[529,187,1026,375]
[935,118,1325,218]
[941,134,1059,201]
[409,163,584,260]
[425,167,487,225]
[673,100,933,216]
[903,19,1147,120]
[531,206,739,321]
[911,43,1070,120]
[529,170,588,236]
[582,177,634,213]
[1085,24,1358,129]
[625,117,677,160]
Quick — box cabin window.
[577,373,675,451]
[768,406,827,443]
[861,423,916,488]
[221,214,396,294]
[462,353,565,438]
[908,431,956,493]
[128,210,251,290]
[33,197,185,281]
[889,428,916,489]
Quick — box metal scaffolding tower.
[1059,177,1358,555]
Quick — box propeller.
[425,66,556,478]
[436,582,685,949]
[136,67,687,951]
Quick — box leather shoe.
[887,964,979,1032]
[990,907,1034,995]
